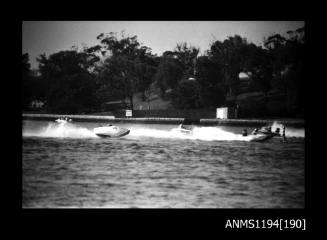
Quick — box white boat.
[176,124,193,134]
[55,119,67,123]
[55,118,72,123]
[93,125,130,138]
[248,134,274,142]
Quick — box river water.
[22,120,305,208]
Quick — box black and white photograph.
[22,21,305,209]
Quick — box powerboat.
[93,124,130,138]
[176,124,193,135]
[249,133,274,142]
[247,126,283,142]
[55,117,72,123]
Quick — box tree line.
[22,27,304,117]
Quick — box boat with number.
[247,126,284,142]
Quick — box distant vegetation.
[22,27,304,118]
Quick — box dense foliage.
[23,28,304,117]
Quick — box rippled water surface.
[22,120,305,208]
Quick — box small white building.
[216,107,228,119]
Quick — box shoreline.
[22,113,305,128]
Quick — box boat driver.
[252,128,259,135]
[242,129,248,136]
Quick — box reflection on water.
[22,120,305,208]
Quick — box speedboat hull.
[178,128,192,135]
[94,126,130,138]
[176,124,193,135]
[249,134,274,142]
[248,126,282,142]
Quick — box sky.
[23,21,305,69]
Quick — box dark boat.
[248,126,282,142]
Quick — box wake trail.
[22,120,304,140]
[23,121,98,138]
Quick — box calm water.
[22,120,305,208]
